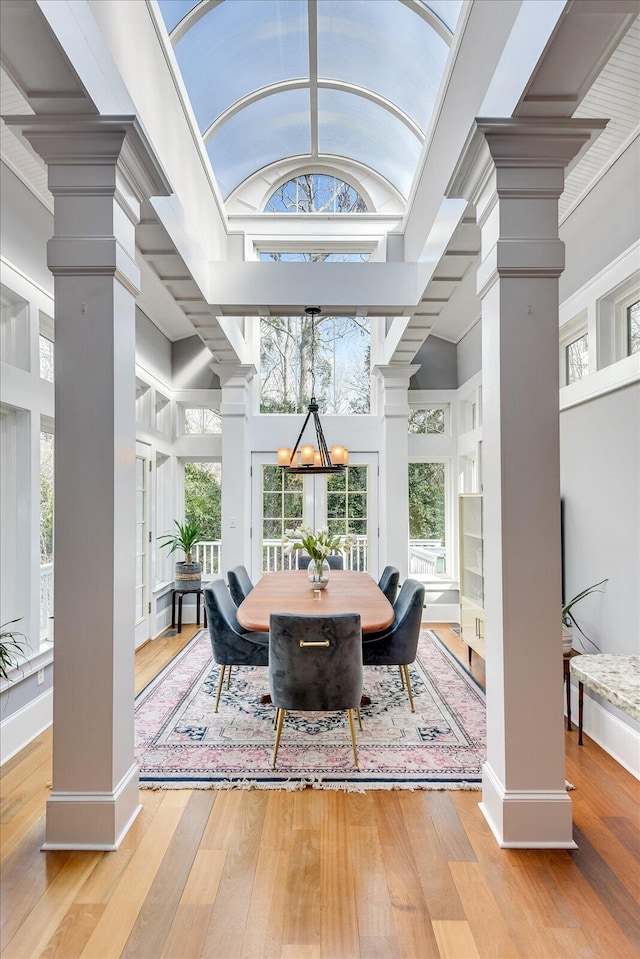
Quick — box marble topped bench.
[570,654,640,746]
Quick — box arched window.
[264,173,368,213]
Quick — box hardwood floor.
[1,624,638,959]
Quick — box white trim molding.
[0,687,53,766]
[43,763,141,851]
[480,762,577,849]
[569,685,640,780]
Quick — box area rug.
[135,629,486,791]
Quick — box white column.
[211,362,256,576]
[374,364,420,581]
[11,116,170,849]
[449,118,603,847]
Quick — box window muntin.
[260,315,370,414]
[317,0,448,132]
[208,88,311,199]
[628,300,640,355]
[408,407,446,434]
[264,173,368,213]
[183,408,222,434]
[408,462,447,578]
[159,0,200,34]
[327,466,369,571]
[565,333,589,385]
[422,0,464,32]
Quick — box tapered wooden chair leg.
[226,665,233,689]
[403,664,415,713]
[347,708,359,770]
[271,708,286,769]
[356,705,363,731]
[399,666,405,689]
[215,665,226,713]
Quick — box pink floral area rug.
[135,629,486,791]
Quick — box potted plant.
[0,618,30,682]
[158,520,203,589]
[562,578,608,653]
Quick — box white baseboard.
[569,683,640,779]
[422,604,459,624]
[1,688,53,765]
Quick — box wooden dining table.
[237,570,394,634]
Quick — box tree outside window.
[264,174,368,213]
[184,408,222,434]
[184,462,221,541]
[260,315,370,414]
[565,333,589,384]
[408,408,446,434]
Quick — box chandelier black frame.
[277,308,348,475]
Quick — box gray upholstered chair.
[204,580,269,712]
[269,612,363,769]
[378,565,400,605]
[227,565,254,607]
[296,553,344,570]
[362,579,425,712]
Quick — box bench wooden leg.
[578,681,584,746]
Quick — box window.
[184,408,222,434]
[565,333,589,385]
[260,315,370,413]
[39,335,54,382]
[408,407,446,434]
[408,462,448,578]
[264,173,368,213]
[135,456,147,624]
[259,251,371,264]
[185,462,222,576]
[628,300,640,356]
[40,427,54,641]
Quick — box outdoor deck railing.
[193,541,223,577]
[408,540,446,576]
[40,563,54,640]
[262,536,369,573]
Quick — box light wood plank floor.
[1,624,638,959]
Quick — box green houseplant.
[0,618,30,682]
[158,520,204,589]
[562,578,608,652]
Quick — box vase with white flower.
[282,525,355,588]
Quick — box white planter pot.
[562,624,574,653]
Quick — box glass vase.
[307,558,330,589]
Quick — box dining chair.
[269,612,363,769]
[362,579,425,712]
[378,565,400,604]
[227,565,254,606]
[204,580,269,712]
[296,553,344,570]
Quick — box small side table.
[172,587,207,634]
[563,649,580,731]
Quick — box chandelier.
[277,307,348,475]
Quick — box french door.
[251,453,378,580]
[135,443,150,649]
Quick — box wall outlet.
[37,669,45,686]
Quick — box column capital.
[3,114,172,202]
[210,362,257,389]
[373,364,420,418]
[447,117,608,205]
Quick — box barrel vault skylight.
[157,0,463,203]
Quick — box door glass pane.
[261,466,303,572]
[326,466,368,570]
[565,333,588,384]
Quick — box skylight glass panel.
[318,89,421,198]
[208,89,311,198]
[259,252,371,262]
[158,0,200,35]
[172,0,308,132]
[317,0,448,132]
[423,1,464,33]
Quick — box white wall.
[0,162,53,293]
[560,382,639,658]
[560,141,640,302]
